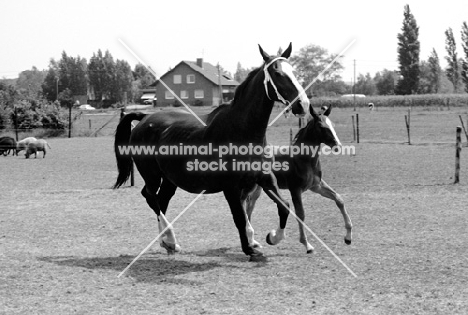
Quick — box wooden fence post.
[352,115,356,142]
[68,104,72,138]
[356,113,359,143]
[458,115,468,143]
[405,109,411,145]
[14,105,19,141]
[454,127,462,184]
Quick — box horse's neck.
[230,74,273,141]
[293,132,321,170]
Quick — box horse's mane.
[292,125,308,144]
[205,103,231,123]
[292,117,315,144]
[231,66,262,105]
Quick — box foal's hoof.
[266,232,275,246]
[344,237,352,245]
[249,253,267,262]
[160,240,181,255]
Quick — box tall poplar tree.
[396,4,420,95]
[445,28,460,92]
[428,48,441,93]
[461,21,468,92]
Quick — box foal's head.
[300,105,342,149]
[258,43,309,116]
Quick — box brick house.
[154,58,239,107]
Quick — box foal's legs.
[257,173,290,246]
[289,187,314,253]
[310,179,353,245]
[224,188,265,262]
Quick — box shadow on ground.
[38,247,245,284]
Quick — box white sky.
[1,0,467,82]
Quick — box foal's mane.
[292,116,315,144]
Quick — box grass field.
[1,106,468,314]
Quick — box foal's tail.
[113,112,146,189]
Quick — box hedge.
[311,94,468,108]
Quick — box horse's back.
[131,109,205,145]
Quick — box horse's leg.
[258,173,290,246]
[156,178,181,252]
[224,188,265,262]
[241,185,262,249]
[290,187,314,254]
[310,179,353,245]
[141,183,181,255]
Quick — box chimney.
[196,58,203,68]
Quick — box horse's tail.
[113,112,147,189]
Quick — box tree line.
[234,5,468,97]
[395,4,468,95]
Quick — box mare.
[0,136,17,156]
[245,105,353,253]
[113,43,309,261]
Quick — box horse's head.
[304,104,342,149]
[258,43,309,116]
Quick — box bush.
[172,100,183,107]
[9,99,67,131]
[193,100,204,107]
[0,106,11,130]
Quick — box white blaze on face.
[324,116,342,146]
[279,61,310,113]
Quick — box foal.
[245,105,353,253]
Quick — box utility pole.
[217,63,223,106]
[353,59,356,111]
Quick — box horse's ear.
[323,104,332,116]
[310,105,319,119]
[281,42,292,59]
[258,44,270,62]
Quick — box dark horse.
[113,43,309,261]
[245,105,353,253]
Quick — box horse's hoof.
[249,253,267,262]
[160,240,181,254]
[252,240,263,249]
[344,238,352,245]
[306,248,314,254]
[266,231,277,246]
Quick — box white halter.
[263,57,288,104]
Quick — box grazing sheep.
[25,139,51,159]
[16,137,37,154]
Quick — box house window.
[165,91,175,99]
[173,75,181,84]
[194,89,204,99]
[180,90,188,99]
[187,74,195,84]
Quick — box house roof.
[158,60,239,87]
[183,60,239,86]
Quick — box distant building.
[154,58,239,107]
